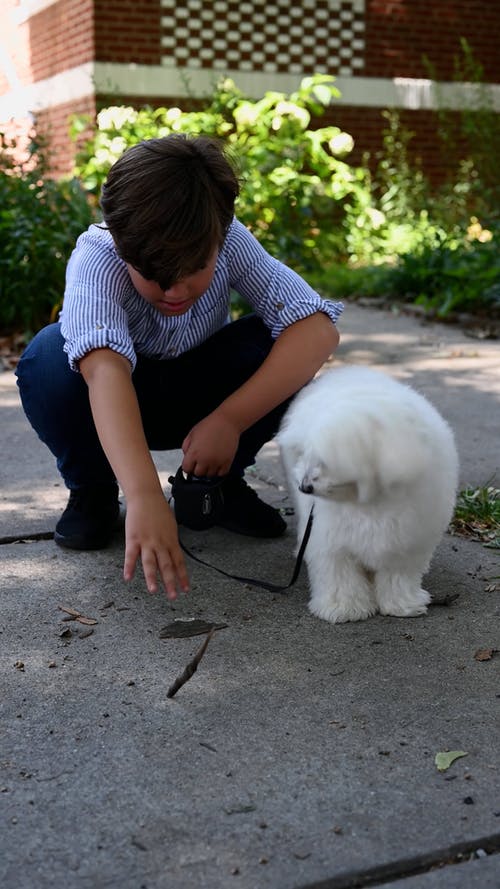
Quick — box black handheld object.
[168,467,225,530]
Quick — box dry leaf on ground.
[435,751,468,771]
[159,619,228,638]
[474,648,497,661]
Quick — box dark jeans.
[16,316,291,490]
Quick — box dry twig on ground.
[167,629,215,698]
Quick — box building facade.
[1,0,499,178]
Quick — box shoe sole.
[54,530,114,551]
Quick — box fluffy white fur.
[278,366,459,624]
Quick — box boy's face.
[127,247,219,316]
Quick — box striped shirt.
[60,218,344,371]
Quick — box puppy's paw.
[378,588,430,618]
[308,598,376,624]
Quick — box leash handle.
[178,506,314,594]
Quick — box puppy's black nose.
[299,482,314,495]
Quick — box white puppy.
[278,366,459,624]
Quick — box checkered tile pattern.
[161,0,365,75]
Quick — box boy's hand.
[181,411,240,476]
[123,491,189,600]
[182,313,339,479]
[79,349,189,601]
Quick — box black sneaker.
[217,475,287,538]
[54,484,120,550]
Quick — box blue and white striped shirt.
[60,218,343,371]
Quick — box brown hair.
[100,134,239,289]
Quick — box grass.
[450,484,500,548]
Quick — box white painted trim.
[0,63,94,119]
[1,62,499,121]
[93,64,500,111]
[11,0,59,26]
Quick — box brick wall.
[365,0,500,81]
[34,95,96,176]
[27,0,94,82]
[97,93,466,186]
[94,0,162,65]
[1,0,499,181]
[322,105,467,185]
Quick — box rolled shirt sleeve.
[223,219,344,337]
[59,219,343,373]
[60,229,138,371]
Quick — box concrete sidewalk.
[1,303,499,889]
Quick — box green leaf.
[435,750,468,771]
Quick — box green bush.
[71,75,369,273]
[311,106,500,318]
[73,78,495,315]
[0,139,95,333]
[2,67,494,333]
[310,234,500,320]
[342,110,464,265]
[395,229,500,316]
[426,38,500,217]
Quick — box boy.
[16,134,342,600]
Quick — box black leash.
[178,505,314,593]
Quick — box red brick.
[1,0,498,182]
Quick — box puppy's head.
[296,455,377,504]
[287,423,381,505]
[299,474,360,503]
[280,369,437,506]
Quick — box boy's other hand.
[181,412,240,476]
[123,492,189,600]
